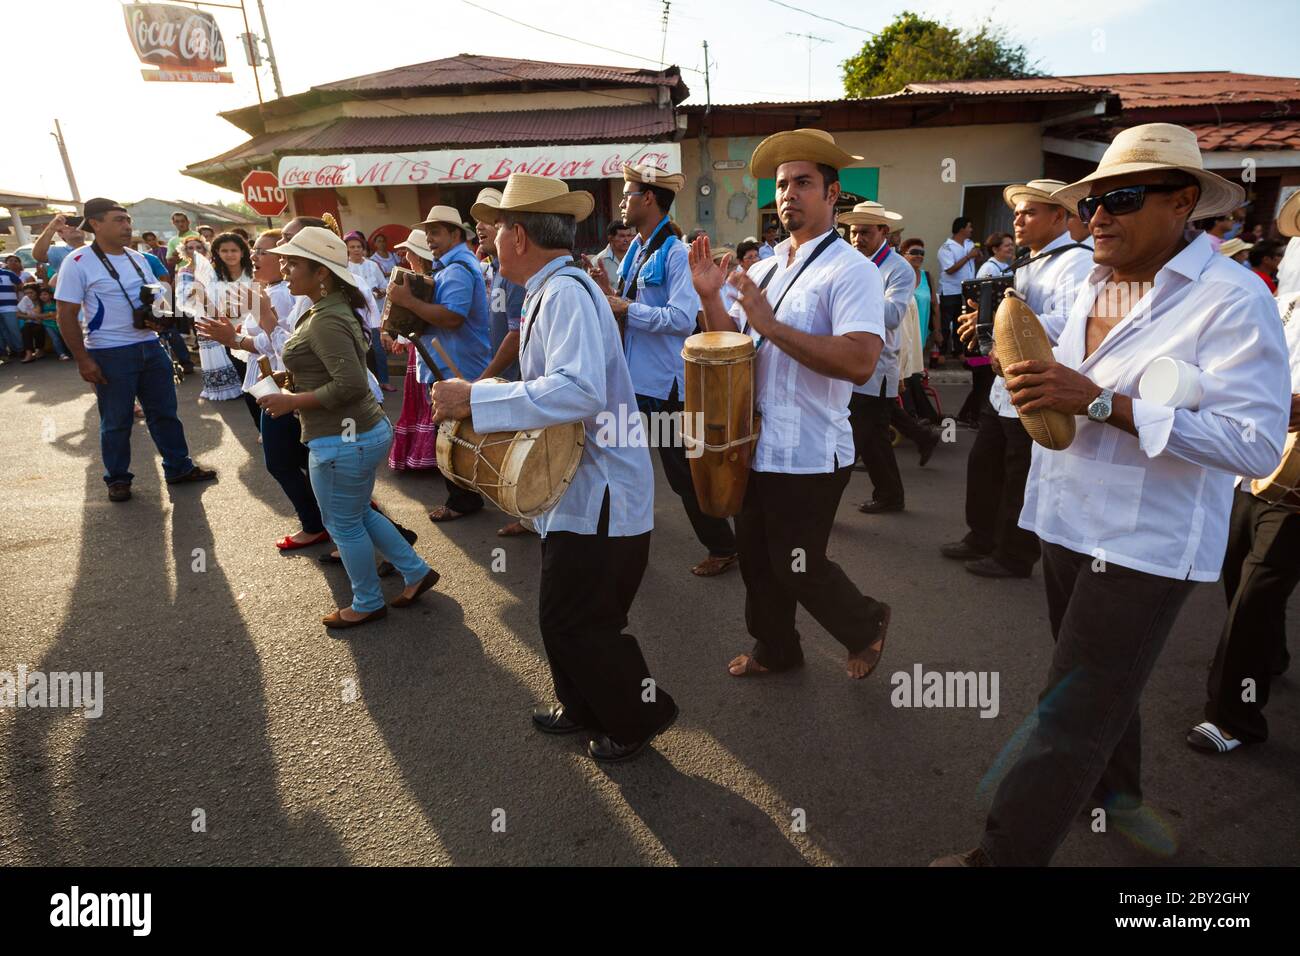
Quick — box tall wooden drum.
[681,331,760,518]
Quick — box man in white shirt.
[1188,287,1300,755]
[934,124,1290,867]
[588,219,634,288]
[839,201,937,514]
[937,216,980,355]
[757,221,780,259]
[431,174,677,763]
[54,198,216,503]
[689,128,891,681]
[943,180,1093,578]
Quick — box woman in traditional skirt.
[386,229,439,471]
[178,237,243,403]
[208,232,262,424]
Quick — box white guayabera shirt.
[854,244,917,398]
[1021,233,1290,581]
[727,229,885,473]
[989,231,1094,418]
[470,254,654,538]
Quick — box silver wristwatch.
[1087,387,1115,423]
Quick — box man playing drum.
[687,128,892,680]
[431,174,677,763]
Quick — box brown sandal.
[846,604,891,679]
[428,505,468,523]
[322,606,387,629]
[727,653,771,677]
[692,553,739,577]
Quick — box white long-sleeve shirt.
[1020,233,1290,581]
[470,254,654,538]
[990,231,1094,418]
[855,244,917,398]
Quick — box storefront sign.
[278,143,682,189]
[122,2,233,83]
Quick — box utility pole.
[51,119,81,208]
[702,40,711,114]
[237,0,264,104]
[255,0,285,98]
[659,1,671,68]
[786,32,829,99]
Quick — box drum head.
[683,331,753,362]
[503,422,586,517]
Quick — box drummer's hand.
[730,268,777,336]
[1289,393,1300,432]
[688,233,731,299]
[1004,360,1101,415]
[957,299,979,347]
[430,378,472,424]
[607,295,630,318]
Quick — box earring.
[319,282,329,297]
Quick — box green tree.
[842,11,1040,98]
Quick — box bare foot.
[728,653,770,677]
[289,529,328,545]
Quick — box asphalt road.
[1,358,1295,866]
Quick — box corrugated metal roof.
[892,77,1111,98]
[901,72,1300,109]
[185,104,674,174]
[317,53,679,94]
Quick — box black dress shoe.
[918,432,940,467]
[940,540,987,561]
[107,482,132,503]
[531,703,586,735]
[858,499,904,514]
[588,703,678,763]
[965,556,1031,579]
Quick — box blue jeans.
[307,418,429,612]
[160,327,193,369]
[42,322,71,357]
[369,328,389,385]
[91,340,195,486]
[0,310,21,353]
[261,408,324,535]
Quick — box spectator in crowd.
[165,211,200,271]
[1249,223,1267,243]
[369,232,400,278]
[0,257,23,361]
[387,229,440,472]
[757,220,781,259]
[976,232,1015,278]
[900,238,941,376]
[721,238,763,312]
[1195,212,1235,252]
[590,220,635,287]
[343,230,394,392]
[232,227,252,244]
[16,282,45,362]
[5,253,37,286]
[206,232,262,422]
[937,216,981,356]
[198,224,216,245]
[1247,239,1285,293]
[36,285,71,360]
[32,213,88,284]
[1217,237,1253,264]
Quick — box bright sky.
[10,0,1297,205]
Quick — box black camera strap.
[1008,241,1091,274]
[90,242,151,310]
[746,230,842,350]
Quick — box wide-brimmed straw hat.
[471,188,504,222]
[1277,190,1300,239]
[750,128,863,178]
[622,162,685,193]
[1050,123,1244,221]
[417,204,473,238]
[1218,237,1254,258]
[837,200,903,228]
[394,228,435,262]
[1003,179,1071,211]
[470,173,594,224]
[270,226,358,288]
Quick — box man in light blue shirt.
[433,174,677,763]
[386,204,491,520]
[605,163,738,577]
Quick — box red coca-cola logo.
[281,164,350,188]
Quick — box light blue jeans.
[307,417,430,613]
[0,310,21,354]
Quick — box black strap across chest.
[746,231,842,348]
[618,221,674,301]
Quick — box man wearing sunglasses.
[933,123,1291,867]
[943,180,1092,579]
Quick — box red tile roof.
[1190,120,1300,150]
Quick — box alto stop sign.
[242,170,287,217]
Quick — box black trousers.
[958,365,995,425]
[940,293,964,355]
[444,475,484,515]
[849,387,926,508]
[982,542,1195,866]
[538,493,675,744]
[225,350,261,428]
[736,466,884,670]
[638,391,736,556]
[21,323,45,352]
[901,373,939,425]
[963,401,1040,573]
[1204,488,1300,743]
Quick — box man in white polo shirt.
[54,198,216,503]
[937,216,980,355]
[933,124,1290,867]
[689,129,892,682]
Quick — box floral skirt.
[198,339,243,401]
[388,348,439,470]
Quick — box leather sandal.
[691,553,739,577]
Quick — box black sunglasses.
[1076,184,1189,224]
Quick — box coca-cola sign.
[122,2,232,81]
[278,143,683,189]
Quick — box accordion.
[961,274,1015,357]
[380,267,436,339]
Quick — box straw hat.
[837,200,903,228]
[470,173,594,224]
[271,227,359,288]
[472,187,504,222]
[751,128,863,179]
[1277,190,1300,239]
[1003,179,1071,211]
[1218,237,1254,258]
[394,228,434,262]
[417,204,473,238]
[1050,123,1244,221]
[622,162,685,194]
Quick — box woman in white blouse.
[345,231,395,393]
[975,231,1016,278]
